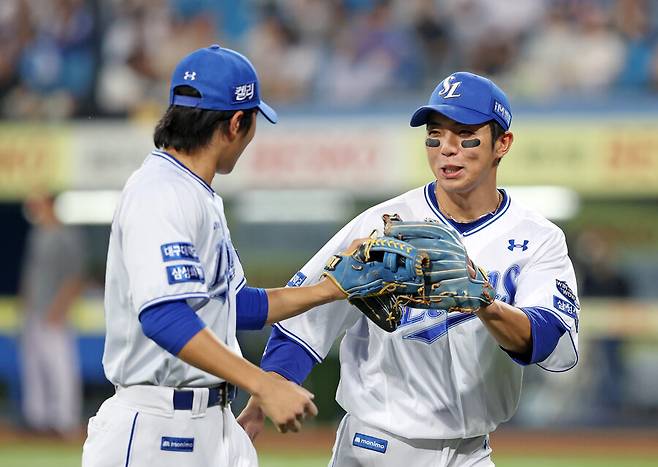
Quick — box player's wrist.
[475,300,499,319]
[247,371,270,399]
[316,277,347,302]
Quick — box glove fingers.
[424,268,464,282]
[402,239,469,266]
[385,222,462,245]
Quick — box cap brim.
[410,105,492,127]
[258,100,278,124]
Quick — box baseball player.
[19,193,86,437]
[238,72,580,466]
[81,45,349,467]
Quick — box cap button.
[210,44,221,50]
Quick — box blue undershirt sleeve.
[139,299,206,356]
[235,286,269,330]
[503,307,567,365]
[260,326,318,385]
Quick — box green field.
[1,444,657,467]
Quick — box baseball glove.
[384,220,495,313]
[322,234,427,332]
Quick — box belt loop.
[190,388,209,418]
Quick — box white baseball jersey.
[103,149,245,387]
[273,182,579,439]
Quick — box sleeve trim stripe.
[139,293,210,314]
[537,330,579,373]
[273,323,323,363]
[532,305,573,331]
[236,277,247,292]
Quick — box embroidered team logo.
[438,75,462,98]
[233,82,255,102]
[183,71,196,81]
[508,239,529,251]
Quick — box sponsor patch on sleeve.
[553,295,578,321]
[555,279,580,309]
[161,436,194,452]
[352,433,387,454]
[166,264,205,285]
[287,271,307,287]
[161,242,199,262]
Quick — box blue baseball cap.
[410,72,511,130]
[169,44,278,124]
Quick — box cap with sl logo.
[169,44,277,124]
[410,72,511,131]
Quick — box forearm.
[265,279,344,324]
[178,327,267,396]
[47,278,85,318]
[475,301,531,353]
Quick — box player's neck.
[435,185,501,223]
[165,147,218,186]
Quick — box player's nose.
[440,132,460,157]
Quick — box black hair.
[490,120,507,166]
[489,120,506,148]
[153,86,256,153]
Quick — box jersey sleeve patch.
[555,279,579,309]
[161,242,199,262]
[553,295,579,326]
[166,264,205,285]
[287,271,307,288]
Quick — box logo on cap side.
[438,76,462,99]
[233,82,255,103]
[183,71,196,81]
[493,101,511,127]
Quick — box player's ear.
[227,111,245,140]
[495,131,513,159]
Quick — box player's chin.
[435,176,472,193]
[216,160,239,175]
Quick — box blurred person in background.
[19,193,87,438]
[613,0,658,92]
[245,3,320,104]
[316,0,420,106]
[2,0,95,119]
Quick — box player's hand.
[236,396,266,442]
[251,372,318,434]
[320,235,378,300]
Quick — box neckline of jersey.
[151,149,215,196]
[424,181,510,236]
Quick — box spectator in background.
[19,193,86,438]
[614,0,658,91]
[317,0,420,106]
[569,2,625,94]
[245,3,321,103]
[3,0,95,119]
[410,0,451,88]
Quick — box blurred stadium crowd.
[0,0,657,119]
